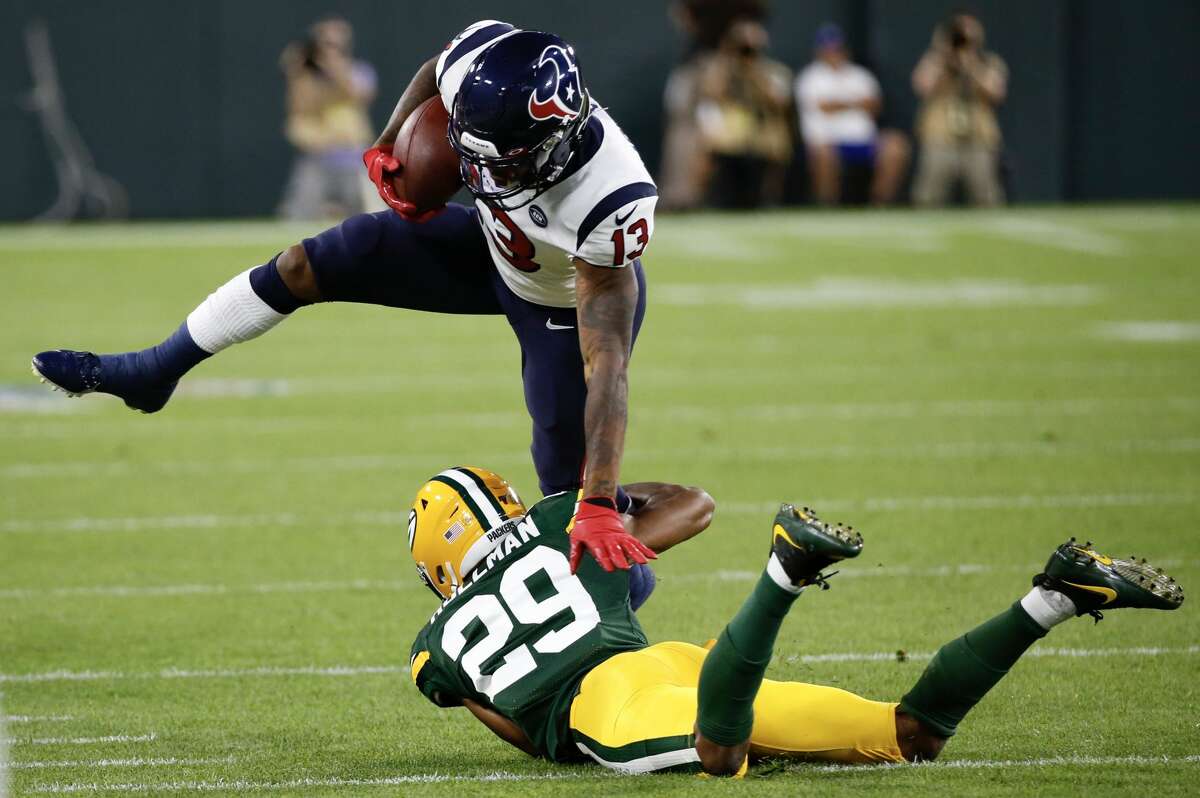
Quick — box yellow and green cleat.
[769,504,864,589]
[1033,537,1185,622]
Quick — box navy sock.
[100,322,211,389]
[248,256,308,314]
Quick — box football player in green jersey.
[406,466,1184,776]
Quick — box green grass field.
[1,205,1198,796]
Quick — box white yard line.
[642,396,1200,423]
[656,279,1102,309]
[6,359,1197,422]
[1094,321,1200,343]
[17,735,156,747]
[3,491,1194,537]
[671,558,1194,586]
[2,756,233,771]
[0,700,8,798]
[0,511,405,535]
[25,754,1200,793]
[5,393,1199,429]
[979,216,1129,256]
[781,645,1200,665]
[722,492,1198,515]
[0,717,73,724]
[7,437,1200,481]
[28,770,593,794]
[0,452,530,480]
[0,580,413,601]
[4,647,1195,686]
[810,753,1200,774]
[0,667,401,685]
[8,558,1196,603]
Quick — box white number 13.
[439,546,600,700]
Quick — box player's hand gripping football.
[568,495,657,573]
[362,146,439,222]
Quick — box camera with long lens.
[948,17,971,49]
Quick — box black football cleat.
[32,349,177,414]
[769,503,863,589]
[1033,537,1185,622]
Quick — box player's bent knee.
[905,732,946,762]
[696,734,748,776]
[276,244,321,302]
[895,712,947,762]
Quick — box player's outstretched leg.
[898,538,1184,756]
[32,248,314,413]
[694,504,863,774]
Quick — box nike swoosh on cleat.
[1062,581,1118,604]
[772,523,800,548]
[545,319,575,331]
[615,206,637,226]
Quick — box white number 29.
[439,546,600,700]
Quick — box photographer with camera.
[278,16,379,219]
[910,11,1007,207]
[693,19,794,208]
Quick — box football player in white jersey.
[33,20,657,575]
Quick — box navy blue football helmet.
[449,31,593,210]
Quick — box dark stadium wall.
[0,0,1197,219]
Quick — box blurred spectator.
[694,20,794,209]
[795,23,909,206]
[659,0,768,210]
[911,11,1007,207]
[277,16,380,219]
[658,49,709,210]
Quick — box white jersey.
[435,20,658,308]
[795,60,880,147]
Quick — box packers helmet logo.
[528,45,582,121]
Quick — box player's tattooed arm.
[462,699,536,756]
[621,482,715,553]
[372,56,439,149]
[573,259,638,500]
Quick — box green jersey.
[408,492,648,760]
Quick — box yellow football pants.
[568,641,902,774]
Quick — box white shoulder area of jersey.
[560,109,658,268]
[796,62,828,95]
[855,64,882,92]
[435,19,521,113]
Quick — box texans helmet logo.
[528,45,583,121]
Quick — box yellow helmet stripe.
[433,468,506,530]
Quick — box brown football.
[391,97,463,212]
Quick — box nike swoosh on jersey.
[545,319,575,331]
[614,205,637,225]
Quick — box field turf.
[1,205,1198,796]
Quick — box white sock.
[765,554,805,595]
[1019,586,1077,630]
[185,269,286,354]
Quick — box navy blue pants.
[301,204,647,497]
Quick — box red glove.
[568,495,657,574]
[362,146,442,222]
